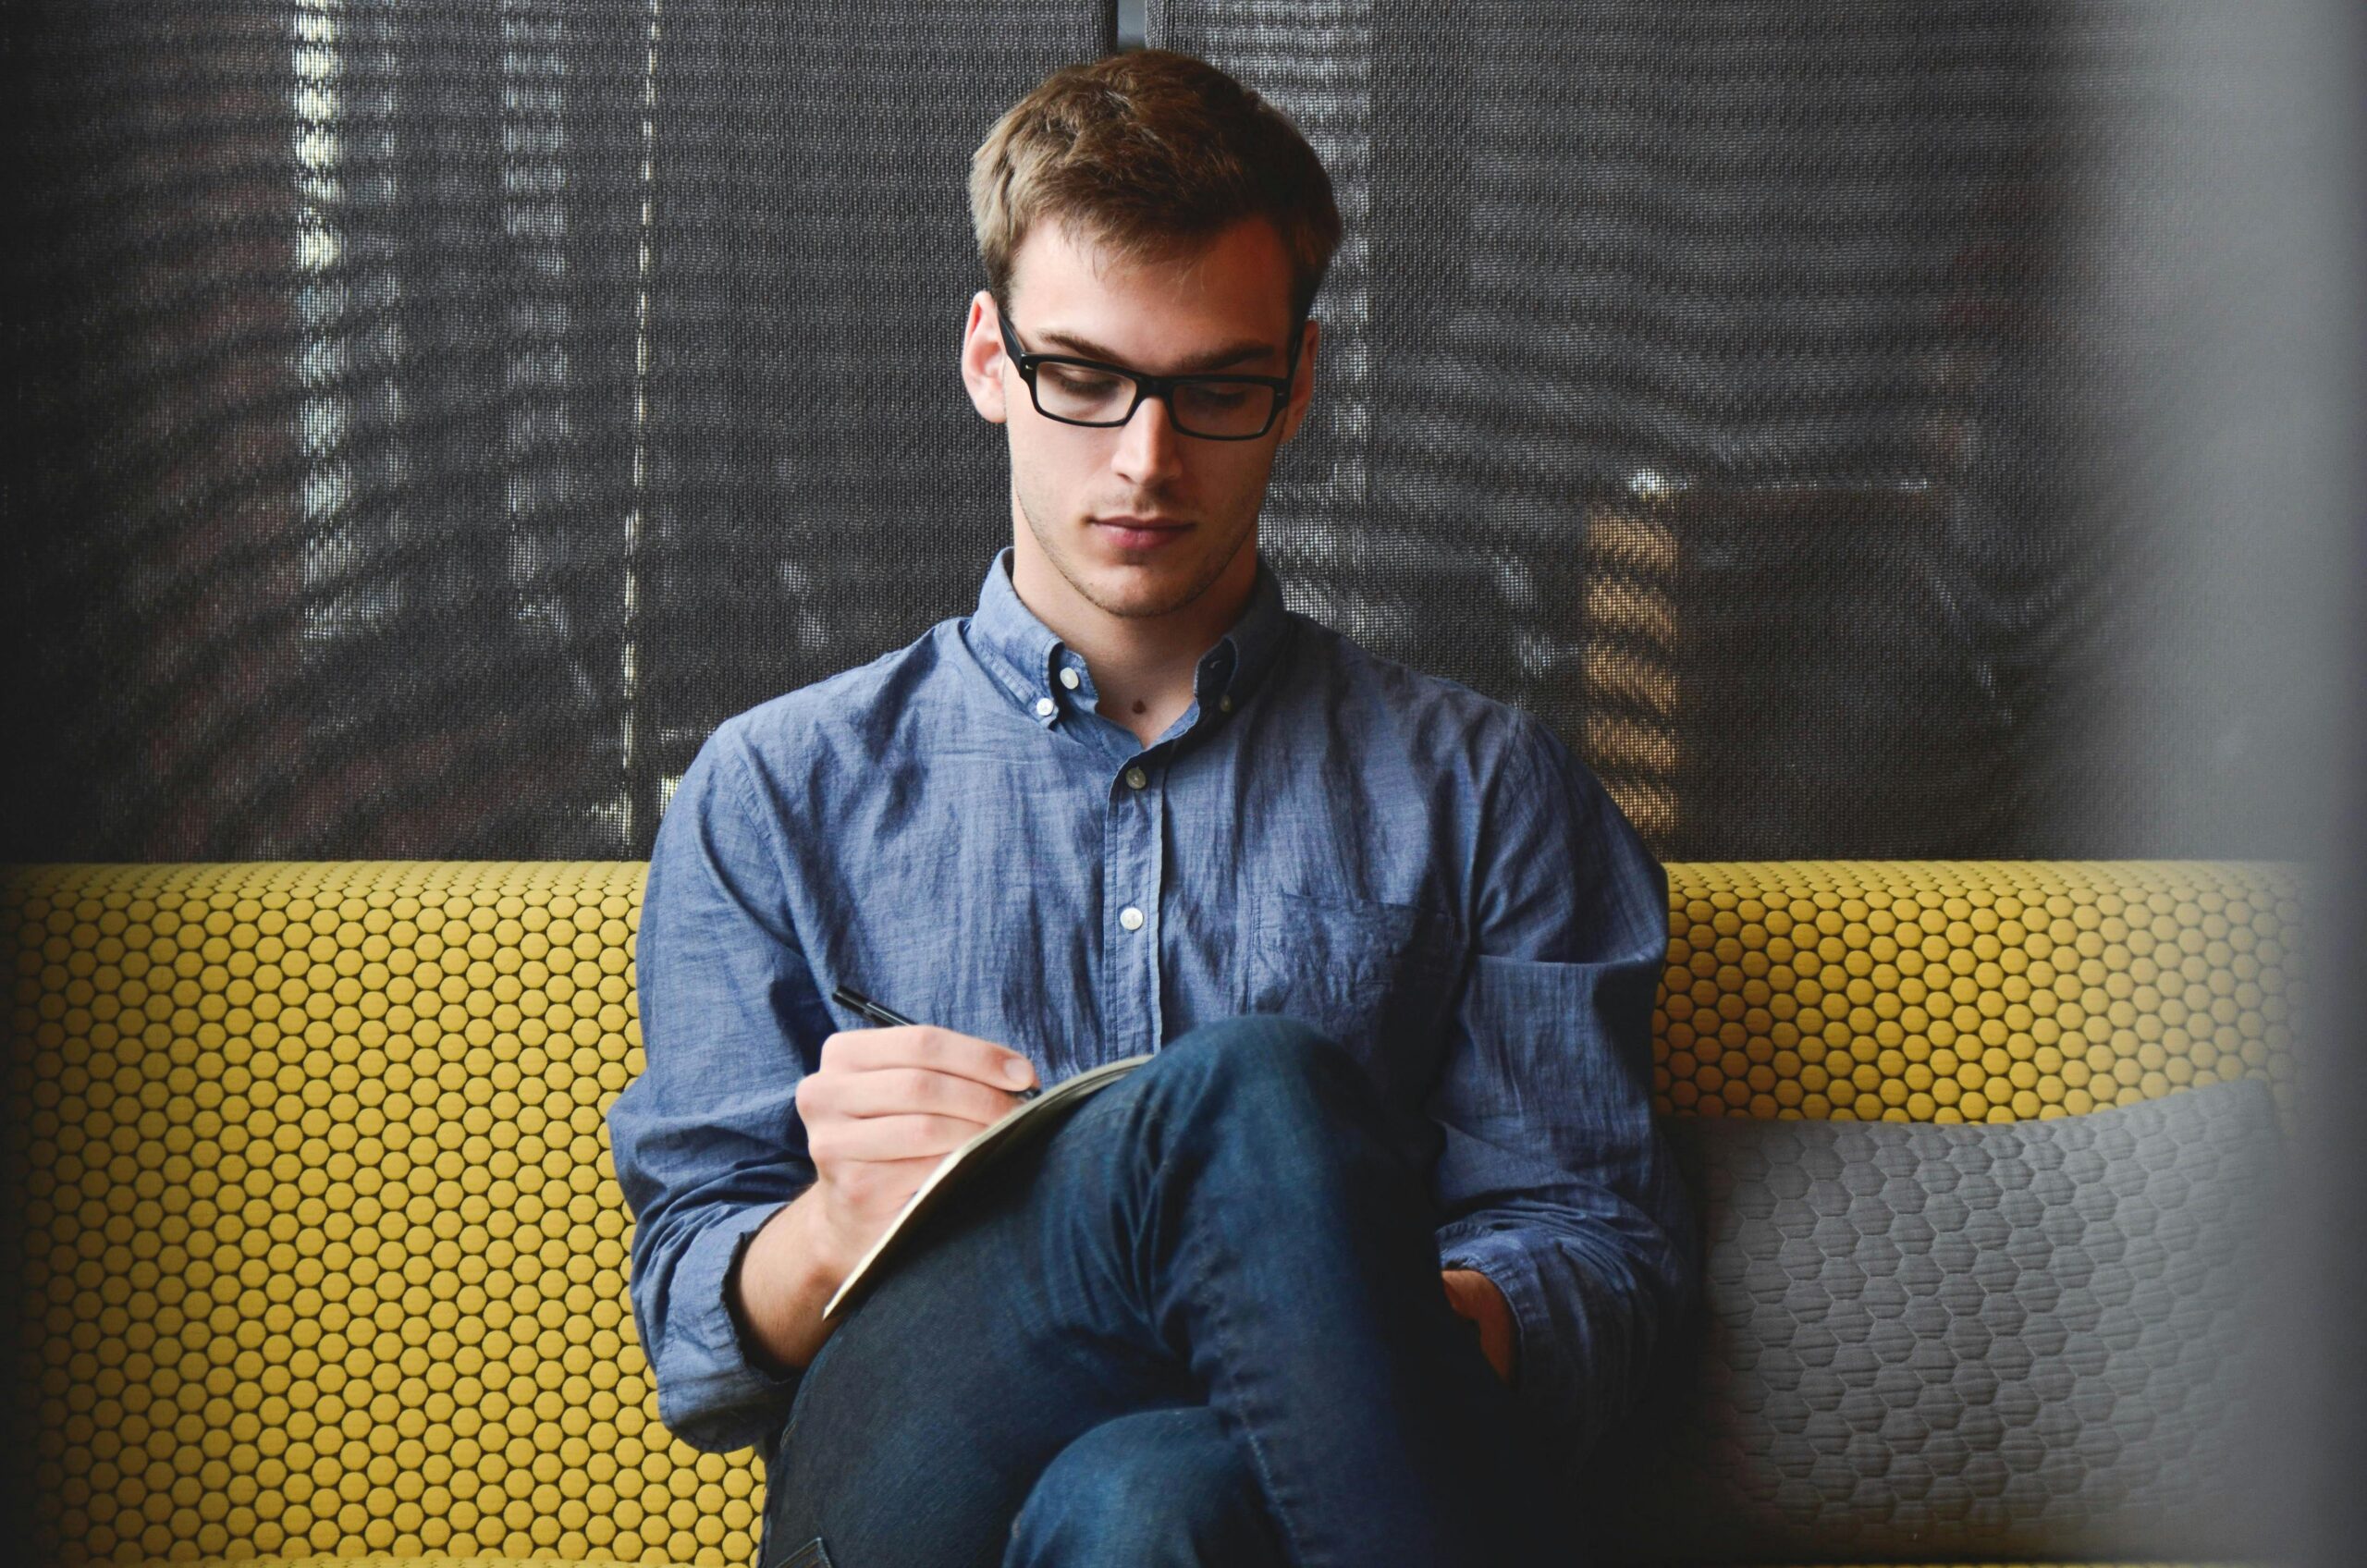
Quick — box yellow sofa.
[3,860,2297,1567]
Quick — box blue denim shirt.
[609,548,1698,1463]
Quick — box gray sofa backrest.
[1577,1079,2289,1563]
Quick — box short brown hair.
[969,50,1343,330]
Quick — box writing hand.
[796,1023,1039,1279]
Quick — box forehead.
[1006,215,1294,364]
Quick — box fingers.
[799,1027,1037,1249]
[809,1111,1009,1167]
[818,1024,1036,1094]
[798,1029,1037,1176]
[810,1064,1022,1131]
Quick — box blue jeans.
[758,1017,1554,1568]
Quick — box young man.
[608,49,1695,1568]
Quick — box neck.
[1008,539,1257,748]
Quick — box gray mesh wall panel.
[1147,0,2170,859]
[3,4,2290,860]
[7,2,1110,861]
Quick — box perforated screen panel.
[8,2,1110,862]
[1146,0,2173,860]
[3,4,2269,861]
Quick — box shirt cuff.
[1437,1226,1558,1435]
[655,1203,803,1452]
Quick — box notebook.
[822,1053,1154,1319]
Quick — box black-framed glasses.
[997,310,1299,441]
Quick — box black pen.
[830,984,1041,1100]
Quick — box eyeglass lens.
[1033,361,1279,439]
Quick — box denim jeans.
[757,1016,1555,1568]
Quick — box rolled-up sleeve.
[1427,716,1699,1466]
[607,721,824,1454]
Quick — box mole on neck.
[1131,700,1147,715]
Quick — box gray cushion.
[1574,1080,2289,1563]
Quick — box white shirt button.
[1118,905,1145,932]
[1218,695,1233,714]
[1059,668,1081,691]
[1035,696,1057,718]
[1124,766,1147,790]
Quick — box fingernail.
[1005,1058,1034,1086]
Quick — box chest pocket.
[1245,889,1463,1094]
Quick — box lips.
[1091,515,1192,550]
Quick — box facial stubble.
[1013,484,1261,623]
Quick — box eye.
[1177,383,1254,410]
[1044,363,1125,396]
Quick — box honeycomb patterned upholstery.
[1,861,2297,1568]
[1652,862,2295,1123]
[4,864,689,1567]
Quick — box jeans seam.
[1182,1185,1311,1567]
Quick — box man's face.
[960,215,1318,623]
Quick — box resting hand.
[1442,1268,1517,1386]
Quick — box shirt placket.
[1099,749,1167,1055]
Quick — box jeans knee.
[1162,1014,1356,1102]
[1136,1014,1426,1188]
[1004,1408,1284,1568]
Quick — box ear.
[960,289,1011,424]
[1276,315,1319,444]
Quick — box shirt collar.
[965,546,1294,728]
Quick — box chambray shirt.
[609,548,1698,1464]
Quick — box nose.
[1110,386,1186,488]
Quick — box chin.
[1074,567,1206,621]
[1018,491,1249,620]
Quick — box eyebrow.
[1033,328,1280,374]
